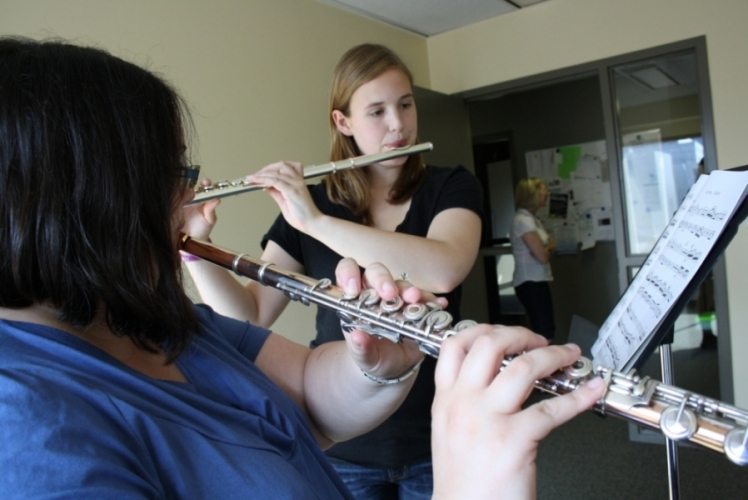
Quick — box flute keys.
[196,180,233,193]
[564,356,593,379]
[312,278,332,291]
[424,310,452,331]
[380,296,404,313]
[453,319,477,332]
[358,289,380,307]
[403,303,429,321]
[660,405,698,440]
[723,428,748,466]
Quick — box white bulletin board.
[525,140,612,253]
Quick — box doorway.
[460,36,728,401]
[467,73,619,346]
[473,138,525,325]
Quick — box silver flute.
[186,142,433,205]
[180,235,748,467]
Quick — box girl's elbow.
[431,272,468,294]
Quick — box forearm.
[255,261,426,447]
[183,259,261,323]
[303,341,417,443]
[523,232,551,264]
[532,247,551,264]
[433,465,536,500]
[304,214,479,293]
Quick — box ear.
[332,109,353,137]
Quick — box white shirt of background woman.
[511,208,553,286]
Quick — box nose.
[387,108,404,133]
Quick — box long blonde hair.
[325,44,425,223]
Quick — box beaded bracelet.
[360,358,424,385]
[180,250,201,263]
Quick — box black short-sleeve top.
[261,164,483,467]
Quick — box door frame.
[457,36,732,403]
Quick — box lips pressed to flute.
[180,234,748,467]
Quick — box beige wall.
[1,0,427,344]
[427,0,748,406]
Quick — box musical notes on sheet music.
[656,254,689,280]
[592,170,748,371]
[638,287,663,317]
[688,204,728,221]
[645,273,675,303]
[679,220,716,240]
[665,239,702,262]
[603,338,621,369]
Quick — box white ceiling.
[318,0,549,37]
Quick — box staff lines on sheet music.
[615,319,635,346]
[645,273,675,302]
[657,254,691,279]
[678,220,717,240]
[591,170,748,371]
[623,307,646,340]
[665,239,703,262]
[637,287,663,317]
[687,203,728,221]
[604,338,621,368]
[618,321,631,345]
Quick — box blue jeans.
[329,457,433,500]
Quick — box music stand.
[622,165,748,372]
[625,165,748,500]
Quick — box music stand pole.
[660,327,681,500]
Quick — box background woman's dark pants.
[515,280,555,340]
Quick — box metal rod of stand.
[660,342,681,500]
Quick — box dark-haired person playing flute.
[0,37,604,499]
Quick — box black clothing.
[515,280,556,340]
[262,165,483,467]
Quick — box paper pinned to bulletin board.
[525,140,613,253]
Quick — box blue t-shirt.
[0,305,351,499]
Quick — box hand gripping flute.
[180,235,748,466]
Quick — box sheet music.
[592,170,748,370]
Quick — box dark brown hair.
[0,38,198,358]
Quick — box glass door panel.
[611,49,718,370]
[611,51,704,257]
